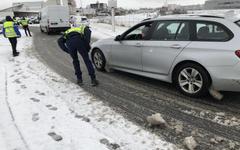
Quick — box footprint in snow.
[30,98,40,103]
[35,90,46,96]
[13,79,21,84]
[48,132,63,142]
[46,104,52,108]
[21,85,27,89]
[32,113,39,122]
[17,72,23,75]
[100,138,120,150]
[46,105,58,111]
[75,114,90,122]
[21,75,29,79]
[49,106,58,111]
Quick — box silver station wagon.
[91,15,240,97]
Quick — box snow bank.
[91,23,128,39]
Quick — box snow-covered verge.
[0,31,177,149]
[90,23,128,40]
[92,13,157,27]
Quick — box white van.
[40,5,70,34]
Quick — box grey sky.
[0,0,207,10]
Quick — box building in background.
[181,4,204,11]
[76,8,96,17]
[205,0,240,9]
[46,0,76,14]
[12,1,44,17]
[90,2,108,11]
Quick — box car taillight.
[235,50,240,58]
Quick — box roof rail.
[141,18,152,22]
[186,14,225,18]
[197,15,224,19]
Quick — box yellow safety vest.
[3,21,17,38]
[21,19,28,26]
[13,19,17,24]
[64,25,86,39]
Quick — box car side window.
[150,21,189,41]
[196,22,230,41]
[176,22,190,41]
[123,22,153,41]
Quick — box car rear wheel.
[92,49,106,71]
[173,63,211,97]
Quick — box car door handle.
[170,44,181,49]
[135,43,142,47]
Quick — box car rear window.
[195,22,232,41]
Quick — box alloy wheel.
[93,51,103,69]
[178,68,203,94]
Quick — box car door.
[111,22,153,71]
[142,20,191,75]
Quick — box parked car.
[39,5,70,34]
[77,16,90,26]
[91,15,240,97]
[71,15,90,27]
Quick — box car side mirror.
[115,35,122,41]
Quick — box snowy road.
[31,24,240,149]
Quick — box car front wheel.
[173,63,211,97]
[92,49,106,71]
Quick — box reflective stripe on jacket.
[3,21,17,38]
[64,25,86,39]
[21,19,28,26]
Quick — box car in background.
[74,16,90,27]
[39,5,70,34]
[29,17,40,24]
[91,15,240,97]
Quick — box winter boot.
[91,79,98,87]
[77,79,83,86]
[13,52,20,57]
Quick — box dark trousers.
[66,38,95,80]
[23,25,31,36]
[8,38,17,54]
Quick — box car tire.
[173,63,211,97]
[92,49,106,71]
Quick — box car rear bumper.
[208,62,240,92]
[49,27,70,32]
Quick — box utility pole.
[111,7,115,32]
[108,0,117,32]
